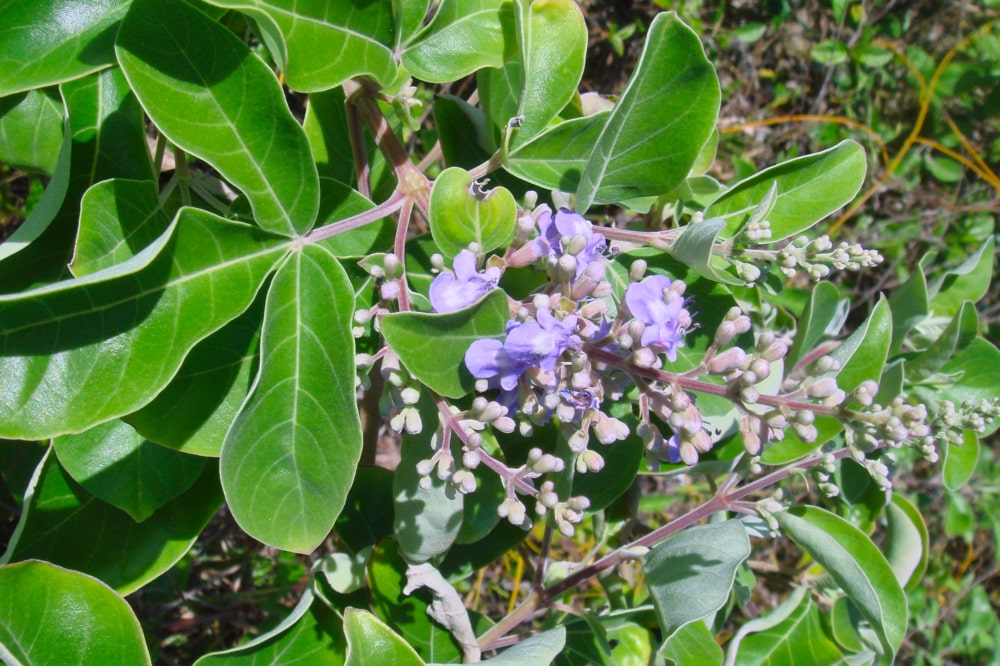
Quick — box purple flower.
[465,308,581,391]
[531,207,606,278]
[625,274,689,362]
[429,250,501,313]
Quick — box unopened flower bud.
[577,449,605,473]
[630,259,648,282]
[463,450,481,469]
[708,347,747,374]
[807,377,839,398]
[715,320,737,346]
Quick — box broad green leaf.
[0,88,63,174]
[728,589,843,665]
[401,0,509,83]
[393,395,464,563]
[928,236,994,318]
[53,419,205,521]
[773,506,907,655]
[575,12,720,211]
[2,448,222,594]
[942,428,979,491]
[222,244,361,553]
[395,0,433,43]
[429,167,517,259]
[506,0,587,146]
[116,0,319,237]
[369,540,475,663]
[829,597,867,654]
[0,560,151,665]
[0,0,129,96]
[434,94,494,169]
[439,520,527,579]
[505,112,608,191]
[837,458,887,533]
[344,608,427,666]
[830,295,891,394]
[0,209,287,440]
[888,267,929,355]
[885,493,928,590]
[786,281,848,370]
[381,289,510,398]
[644,519,750,640]
[125,291,265,456]
[71,178,171,276]
[204,0,397,91]
[905,300,978,382]
[473,627,566,665]
[661,621,723,666]
[195,589,347,665]
[0,67,153,290]
[724,587,808,666]
[706,140,868,242]
[305,87,358,184]
[670,217,745,285]
[335,466,396,553]
[455,459,504,544]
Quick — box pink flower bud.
[708,347,747,374]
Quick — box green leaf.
[661,621,723,666]
[906,300,978,382]
[773,506,907,656]
[194,589,347,665]
[0,67,153,290]
[344,608,427,666]
[401,0,509,83]
[369,540,476,663]
[316,178,395,257]
[670,217,745,285]
[2,448,222,594]
[917,338,1000,436]
[116,0,319,237]
[942,428,980,491]
[760,416,842,465]
[125,291,265,456]
[885,493,928,590]
[222,244,361,553]
[575,12,720,210]
[0,0,129,96]
[396,0,433,44]
[830,295,891,394]
[393,395,464,563]
[727,587,843,665]
[888,267,928,355]
[811,38,849,65]
[381,289,510,398]
[570,416,643,513]
[928,236,994,318]
[706,140,868,242]
[474,627,566,665]
[829,596,867,654]
[335,466,396,553]
[71,178,171,276]
[429,167,517,259]
[505,113,607,192]
[787,282,848,369]
[0,88,63,174]
[204,0,396,91]
[644,519,750,640]
[0,560,151,665]
[53,419,205,521]
[0,209,287,440]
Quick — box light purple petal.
[452,249,477,280]
[464,339,505,379]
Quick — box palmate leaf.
[0,208,288,440]
[0,0,129,96]
[203,0,397,91]
[116,0,319,237]
[0,561,151,665]
[221,243,362,553]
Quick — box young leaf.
[669,217,745,285]
[830,295,892,394]
[381,289,510,398]
[203,0,397,91]
[401,0,509,83]
[222,244,362,553]
[116,0,319,237]
[2,448,222,594]
[705,140,868,242]
[194,589,347,665]
[0,209,287,440]
[0,560,151,665]
[0,0,129,96]
[429,167,517,259]
[71,178,171,276]
[885,493,929,590]
[773,506,907,656]
[942,428,980,491]
[575,11,720,211]
[53,419,206,522]
[0,89,64,174]
[344,608,428,666]
[643,519,750,640]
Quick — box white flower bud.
[807,377,840,398]
[630,260,648,282]
[463,450,481,469]
[579,449,605,473]
[708,347,747,374]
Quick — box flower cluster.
[429,249,501,313]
